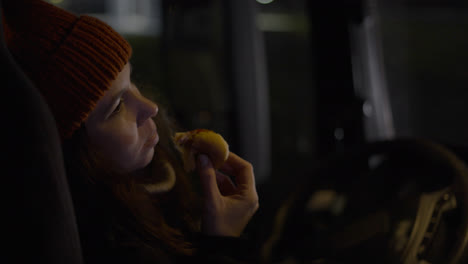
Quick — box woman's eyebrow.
[104,86,127,116]
[100,64,132,118]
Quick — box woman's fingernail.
[198,154,209,167]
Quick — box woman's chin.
[123,147,155,174]
[141,147,155,168]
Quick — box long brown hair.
[62,105,202,260]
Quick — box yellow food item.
[174,129,229,172]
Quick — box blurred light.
[306,190,337,211]
[330,195,347,216]
[257,13,309,33]
[256,0,274,4]
[334,127,344,141]
[363,100,373,117]
[50,0,64,4]
[368,154,385,170]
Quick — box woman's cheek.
[94,117,141,168]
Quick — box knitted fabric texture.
[3,0,132,139]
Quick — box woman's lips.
[144,129,159,148]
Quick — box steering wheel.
[262,138,468,264]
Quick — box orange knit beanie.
[2,0,132,139]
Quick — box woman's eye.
[112,99,124,115]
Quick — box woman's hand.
[196,152,259,237]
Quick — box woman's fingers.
[197,154,221,200]
[215,171,237,196]
[219,152,256,189]
[197,152,260,237]
[219,152,259,213]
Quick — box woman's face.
[84,63,159,173]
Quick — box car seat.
[1,1,83,263]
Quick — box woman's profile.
[2,0,259,263]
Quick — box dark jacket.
[71,182,258,264]
[81,227,256,264]
[104,234,256,264]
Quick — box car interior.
[3,0,468,263]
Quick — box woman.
[3,0,259,263]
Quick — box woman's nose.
[137,95,158,127]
